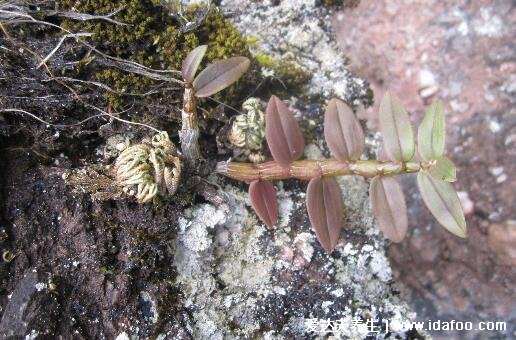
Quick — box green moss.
[256,53,311,93]
[255,54,275,68]
[319,0,360,8]
[272,60,311,91]
[57,1,252,108]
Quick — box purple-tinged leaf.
[379,92,415,162]
[417,171,467,238]
[306,176,344,253]
[369,176,408,243]
[324,98,365,161]
[249,180,278,228]
[265,95,305,168]
[181,45,208,83]
[193,56,250,98]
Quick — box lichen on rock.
[220,0,373,105]
[171,171,419,338]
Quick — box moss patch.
[255,53,311,94]
[58,0,252,108]
[318,0,361,8]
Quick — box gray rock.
[0,269,59,338]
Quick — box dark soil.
[0,3,212,339]
[0,118,194,339]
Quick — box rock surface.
[0,1,424,339]
[334,0,515,338]
[163,1,420,338]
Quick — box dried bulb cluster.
[115,132,181,203]
[228,97,266,163]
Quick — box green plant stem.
[216,159,422,182]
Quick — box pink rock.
[457,191,474,216]
[488,222,516,266]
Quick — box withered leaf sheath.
[306,176,344,253]
[249,180,278,228]
[193,56,250,98]
[324,98,365,161]
[369,176,408,243]
[265,96,305,168]
[181,45,208,84]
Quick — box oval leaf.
[417,171,467,237]
[193,56,250,98]
[379,92,415,162]
[428,157,456,182]
[265,95,305,167]
[324,98,365,161]
[418,101,445,161]
[306,176,344,253]
[249,180,278,228]
[369,176,408,243]
[181,45,208,83]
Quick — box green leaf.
[379,92,415,162]
[417,171,467,238]
[418,101,445,161]
[428,157,456,182]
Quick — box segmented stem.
[216,159,422,182]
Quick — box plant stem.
[180,86,201,162]
[216,159,421,182]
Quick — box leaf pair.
[309,98,366,251]
[252,96,346,252]
[377,92,466,240]
[416,98,465,237]
[181,45,250,98]
[248,95,305,229]
[249,176,344,253]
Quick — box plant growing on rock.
[217,93,467,252]
[180,45,250,162]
